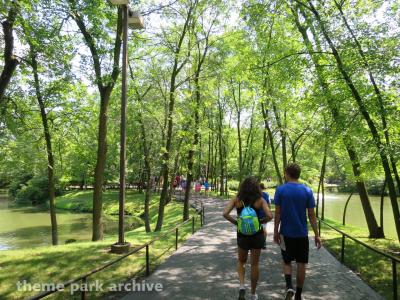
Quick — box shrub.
[8,173,33,197]
[12,175,62,205]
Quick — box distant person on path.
[204,180,210,197]
[273,163,321,300]
[258,183,271,249]
[223,177,273,300]
[194,181,202,197]
[181,179,186,192]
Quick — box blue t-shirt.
[258,191,270,219]
[274,182,315,238]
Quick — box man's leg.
[295,263,306,300]
[283,262,293,289]
[250,249,261,295]
[281,236,295,299]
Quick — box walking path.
[119,196,383,300]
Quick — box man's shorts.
[280,234,309,263]
[237,231,264,250]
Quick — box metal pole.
[146,245,150,276]
[318,219,321,237]
[192,216,195,234]
[202,204,205,226]
[118,4,128,244]
[200,203,203,227]
[393,259,398,300]
[341,235,345,263]
[175,228,178,250]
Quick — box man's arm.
[222,197,238,226]
[307,208,322,249]
[273,205,281,245]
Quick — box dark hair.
[260,183,265,190]
[285,163,301,180]
[237,176,262,205]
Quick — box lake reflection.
[0,191,133,250]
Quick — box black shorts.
[280,235,309,264]
[237,231,264,251]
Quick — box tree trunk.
[258,114,268,178]
[184,64,204,220]
[68,1,123,241]
[218,94,225,196]
[261,102,283,184]
[184,121,199,220]
[213,131,219,191]
[232,81,243,184]
[31,51,58,246]
[380,179,387,232]
[347,144,384,237]
[92,87,113,241]
[0,4,19,105]
[243,104,255,177]
[136,88,152,233]
[272,103,287,171]
[206,131,212,182]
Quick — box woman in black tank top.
[223,177,273,300]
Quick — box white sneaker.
[250,294,258,300]
[285,288,295,300]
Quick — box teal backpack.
[237,200,260,235]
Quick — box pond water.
[317,192,397,239]
[0,190,132,250]
[0,189,397,250]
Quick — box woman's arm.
[222,197,238,225]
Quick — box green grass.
[56,190,155,216]
[319,218,400,300]
[0,191,201,299]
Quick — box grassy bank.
[0,191,200,299]
[56,190,156,216]
[320,219,399,300]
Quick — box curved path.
[118,196,384,300]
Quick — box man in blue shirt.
[273,163,321,300]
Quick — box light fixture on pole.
[109,0,144,254]
[109,0,128,4]
[128,9,144,29]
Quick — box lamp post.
[110,0,144,254]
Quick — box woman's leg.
[237,246,248,286]
[250,249,261,294]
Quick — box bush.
[12,175,62,205]
[228,180,240,192]
[8,173,33,197]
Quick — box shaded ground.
[116,196,384,300]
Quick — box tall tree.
[68,0,123,241]
[183,7,214,220]
[155,0,196,231]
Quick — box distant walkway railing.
[319,218,399,300]
[28,201,205,300]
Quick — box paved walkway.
[119,196,383,300]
